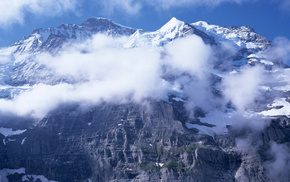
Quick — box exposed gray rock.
[0,100,242,182]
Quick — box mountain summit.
[0,17,289,182]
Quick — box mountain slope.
[0,18,137,87]
[0,17,289,182]
[12,17,136,54]
[192,21,271,50]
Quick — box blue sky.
[0,0,289,47]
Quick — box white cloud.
[0,34,217,119]
[0,33,269,125]
[99,0,142,15]
[0,0,285,27]
[265,142,290,181]
[0,0,77,27]
[274,0,290,11]
[95,0,253,16]
[0,34,166,119]
[146,0,252,10]
[222,66,265,113]
[164,35,220,115]
[264,37,290,65]
[0,83,73,118]
[0,32,274,138]
[165,35,211,79]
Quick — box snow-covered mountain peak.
[193,21,255,35]
[10,17,137,56]
[193,21,213,29]
[125,17,215,48]
[0,17,276,88]
[82,17,113,24]
[80,17,135,32]
[158,17,185,33]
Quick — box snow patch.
[260,60,274,66]
[0,168,25,182]
[185,122,215,137]
[172,97,185,102]
[260,98,290,117]
[185,110,234,137]
[156,163,164,167]
[246,42,258,49]
[21,137,27,145]
[273,85,290,92]
[0,127,27,138]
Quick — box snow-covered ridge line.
[0,168,25,182]
[11,17,137,55]
[125,17,215,48]
[191,20,271,50]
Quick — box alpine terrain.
[0,17,289,182]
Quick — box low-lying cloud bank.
[0,33,282,123]
[0,34,214,119]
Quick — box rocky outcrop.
[0,100,242,182]
[1,100,290,181]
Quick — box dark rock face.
[0,100,243,182]
[224,26,271,46]
[1,101,290,181]
[179,23,216,45]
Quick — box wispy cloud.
[265,141,290,181]
[95,0,253,16]
[95,0,290,18]
[99,0,142,15]
[0,34,166,118]
[264,37,290,65]
[222,66,265,113]
[0,34,214,119]
[275,0,290,11]
[0,0,77,27]
[0,0,286,27]
[146,0,252,10]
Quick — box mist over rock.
[0,17,289,182]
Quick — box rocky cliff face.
[0,100,240,182]
[1,99,289,181]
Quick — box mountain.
[0,17,289,182]
[125,17,215,47]
[13,17,136,53]
[0,18,136,87]
[192,21,271,50]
